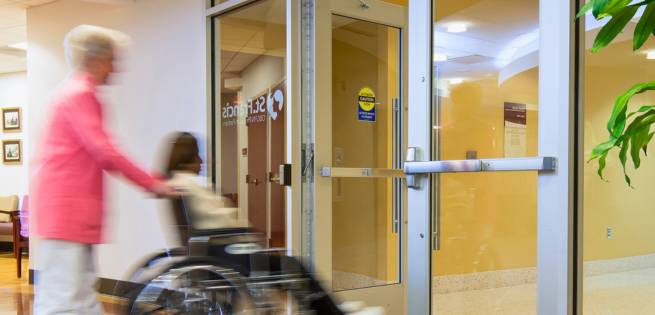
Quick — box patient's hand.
[152,182,180,198]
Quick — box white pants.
[34,239,103,315]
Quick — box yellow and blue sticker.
[357,87,376,122]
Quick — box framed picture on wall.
[2,140,21,164]
[2,107,21,132]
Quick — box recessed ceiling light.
[449,78,464,85]
[8,42,27,50]
[447,23,467,33]
[647,51,655,60]
[433,53,448,62]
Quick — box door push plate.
[279,164,292,186]
[406,147,421,189]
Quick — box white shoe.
[339,301,367,313]
[349,306,385,315]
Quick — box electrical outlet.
[607,227,613,239]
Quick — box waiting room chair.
[0,195,28,278]
[0,194,19,245]
[15,196,28,278]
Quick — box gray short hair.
[64,25,131,69]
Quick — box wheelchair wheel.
[128,261,254,315]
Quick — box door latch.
[405,147,421,189]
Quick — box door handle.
[268,172,280,183]
[246,175,260,185]
[320,167,405,178]
[404,156,557,175]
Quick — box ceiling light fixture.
[449,78,464,85]
[447,23,467,33]
[433,53,448,62]
[8,42,27,50]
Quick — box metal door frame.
[405,1,578,314]
[205,0,302,256]
[309,1,408,313]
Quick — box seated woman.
[164,132,242,233]
[161,132,379,315]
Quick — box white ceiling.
[0,0,132,74]
[434,0,539,82]
[0,0,57,74]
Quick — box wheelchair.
[116,197,346,315]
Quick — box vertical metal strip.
[431,65,440,252]
[392,98,400,234]
[300,0,316,271]
[536,0,575,314]
[406,0,432,314]
[573,0,584,313]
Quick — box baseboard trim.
[434,254,655,294]
[433,267,536,294]
[584,253,655,277]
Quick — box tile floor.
[433,268,655,314]
[3,252,655,314]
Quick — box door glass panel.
[212,0,287,247]
[582,11,655,313]
[331,15,401,291]
[432,0,539,313]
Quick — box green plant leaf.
[606,82,655,138]
[627,105,655,119]
[617,135,633,187]
[592,84,655,185]
[598,151,609,180]
[614,111,655,183]
[644,132,655,155]
[603,0,633,17]
[589,138,618,161]
[593,0,610,18]
[592,5,639,52]
[578,1,596,18]
[634,3,655,50]
[632,0,655,7]
[629,125,650,168]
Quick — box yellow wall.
[583,40,655,262]
[331,23,399,282]
[432,69,539,276]
[431,40,655,276]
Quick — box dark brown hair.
[165,132,200,178]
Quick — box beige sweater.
[168,171,242,230]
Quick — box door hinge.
[302,143,314,180]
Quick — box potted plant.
[583,0,655,186]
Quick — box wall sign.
[504,102,527,158]
[246,91,268,125]
[267,80,285,121]
[357,87,376,122]
[221,80,286,127]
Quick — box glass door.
[210,0,289,248]
[430,0,540,313]
[309,0,407,313]
[405,0,575,314]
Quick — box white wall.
[27,0,206,280]
[0,72,28,199]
